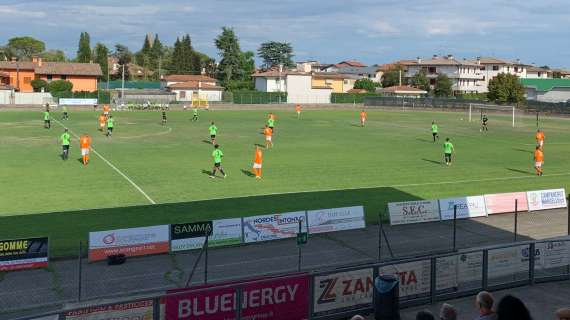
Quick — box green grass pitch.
[1,107,569,257]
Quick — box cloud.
[0,5,46,18]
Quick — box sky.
[1,0,569,68]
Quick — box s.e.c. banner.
[388,200,440,225]
[171,219,242,251]
[0,237,49,271]
[164,274,310,320]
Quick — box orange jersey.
[534,149,544,162]
[295,105,301,113]
[99,115,106,124]
[360,111,367,119]
[103,105,110,113]
[264,127,273,137]
[536,132,544,142]
[254,149,263,164]
[269,114,276,120]
[80,135,91,148]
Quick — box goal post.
[469,103,517,128]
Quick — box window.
[480,67,486,71]
[492,65,499,71]
[344,80,348,84]
[428,67,436,74]
[47,75,53,81]
[180,91,186,99]
[24,77,31,85]
[514,67,519,72]
[429,79,436,85]
[61,75,67,80]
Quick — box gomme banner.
[388,200,440,225]
[379,260,431,298]
[527,188,567,211]
[312,268,373,316]
[484,192,528,214]
[64,299,154,320]
[243,212,306,243]
[307,206,365,234]
[439,196,487,220]
[88,225,169,261]
[0,237,49,271]
[171,219,242,251]
[165,274,310,320]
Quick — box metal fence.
[8,236,570,320]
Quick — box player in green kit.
[443,138,455,166]
[267,116,275,133]
[431,121,439,142]
[210,144,227,178]
[44,108,51,129]
[60,128,71,160]
[106,116,114,137]
[62,106,69,120]
[192,107,199,122]
[209,121,218,144]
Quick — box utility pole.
[121,64,125,106]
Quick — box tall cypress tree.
[171,37,183,74]
[150,34,163,70]
[93,43,109,81]
[76,32,92,63]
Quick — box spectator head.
[496,295,532,320]
[556,308,570,320]
[416,310,435,320]
[476,291,494,313]
[350,315,365,320]
[439,303,458,320]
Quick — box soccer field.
[1,107,569,257]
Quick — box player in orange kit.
[103,104,110,117]
[264,124,273,148]
[535,129,545,150]
[295,104,301,119]
[79,134,92,165]
[534,146,544,176]
[360,110,367,127]
[98,114,106,131]
[252,146,263,179]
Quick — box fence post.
[204,233,209,285]
[236,286,243,320]
[529,242,535,286]
[514,199,519,242]
[77,241,82,302]
[567,195,570,236]
[452,205,457,251]
[482,249,488,290]
[297,220,302,272]
[430,257,437,304]
[378,211,382,262]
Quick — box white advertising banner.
[527,188,567,211]
[388,200,440,225]
[535,241,570,270]
[379,260,431,298]
[88,225,169,261]
[436,252,483,291]
[439,196,487,220]
[59,98,98,105]
[64,300,154,320]
[243,211,307,243]
[307,206,365,234]
[488,245,529,279]
[313,268,373,316]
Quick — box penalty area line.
[54,119,156,204]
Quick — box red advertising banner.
[164,274,310,320]
[484,192,528,215]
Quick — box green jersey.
[62,106,68,113]
[107,118,114,128]
[193,108,198,115]
[209,125,218,135]
[61,132,71,146]
[212,149,223,163]
[443,141,454,154]
[44,111,50,121]
[431,124,438,133]
[267,118,275,127]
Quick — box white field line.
[54,119,156,204]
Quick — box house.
[406,55,484,94]
[252,69,332,104]
[468,57,527,90]
[336,66,383,83]
[335,60,367,68]
[162,74,223,102]
[377,85,427,97]
[0,57,102,92]
[311,72,359,93]
[525,66,552,79]
[521,79,570,102]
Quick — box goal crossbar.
[469,103,516,127]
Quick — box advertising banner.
[487,245,529,279]
[312,268,373,316]
[171,219,242,251]
[439,196,487,220]
[388,200,440,225]
[484,192,529,214]
[0,237,48,271]
[88,225,169,261]
[527,188,567,211]
[243,212,307,243]
[307,206,365,234]
[164,274,310,320]
[64,299,154,320]
[59,98,98,105]
[436,252,483,291]
[379,260,431,298]
[534,241,570,270]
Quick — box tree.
[353,78,380,92]
[7,37,45,60]
[169,35,199,74]
[31,79,49,92]
[553,71,562,79]
[93,43,109,81]
[113,44,132,80]
[150,34,164,72]
[410,70,430,93]
[434,74,453,97]
[48,80,73,93]
[41,50,66,62]
[76,32,92,63]
[381,65,404,87]
[215,27,255,89]
[487,73,525,104]
[257,41,294,69]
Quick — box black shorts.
[269,126,274,130]
[45,120,50,123]
[444,153,452,161]
[214,162,221,167]
[211,135,216,139]
[63,112,68,115]
[432,132,438,136]
[62,145,69,151]
[108,127,113,131]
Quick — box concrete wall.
[0,89,13,104]
[172,89,222,102]
[286,74,331,103]
[13,92,53,105]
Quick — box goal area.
[468,103,518,128]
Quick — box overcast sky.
[1,0,569,67]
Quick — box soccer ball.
[460,118,463,121]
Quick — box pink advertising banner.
[484,192,528,215]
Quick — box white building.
[252,69,332,104]
[162,74,223,102]
[525,66,552,79]
[521,79,570,102]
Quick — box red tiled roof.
[167,81,223,90]
[335,60,367,68]
[0,61,102,76]
[163,74,217,82]
[0,71,9,77]
[380,85,427,93]
[0,61,36,70]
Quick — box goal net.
[468,103,520,128]
[191,93,210,109]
